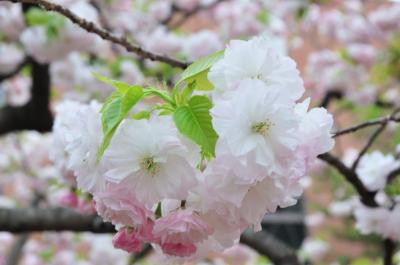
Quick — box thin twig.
[351,123,387,170]
[333,110,400,138]
[2,0,188,69]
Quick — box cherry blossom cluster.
[52,35,334,260]
[301,1,400,105]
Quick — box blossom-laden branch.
[319,109,400,265]
[1,0,189,69]
[0,207,302,265]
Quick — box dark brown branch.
[240,230,301,265]
[0,207,115,233]
[0,59,53,135]
[319,90,342,108]
[2,0,188,69]
[0,58,28,82]
[333,113,400,138]
[351,123,387,170]
[387,167,400,183]
[317,153,378,207]
[384,239,396,265]
[0,207,301,264]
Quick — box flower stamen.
[251,120,273,136]
[140,157,160,176]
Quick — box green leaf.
[256,10,270,24]
[93,72,132,93]
[385,177,400,196]
[131,110,151,120]
[173,95,218,156]
[143,88,174,105]
[180,81,196,103]
[176,50,224,91]
[95,75,144,160]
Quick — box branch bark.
[1,0,189,69]
[0,207,115,233]
[0,58,28,82]
[317,153,378,207]
[0,207,302,264]
[0,59,53,135]
[384,239,396,265]
[333,112,400,138]
[240,230,301,265]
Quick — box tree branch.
[0,207,115,233]
[317,153,378,207]
[319,90,342,108]
[384,239,396,265]
[1,0,188,69]
[387,167,400,184]
[333,111,400,138]
[0,58,28,82]
[240,230,301,265]
[0,207,301,264]
[0,59,53,135]
[351,123,387,170]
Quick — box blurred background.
[0,0,400,264]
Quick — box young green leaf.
[95,75,144,160]
[176,50,224,91]
[93,72,132,93]
[173,95,218,156]
[143,88,174,105]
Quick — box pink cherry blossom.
[112,228,142,253]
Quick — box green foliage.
[95,74,144,160]
[176,50,224,91]
[338,48,356,65]
[39,248,55,262]
[385,177,400,196]
[143,88,175,105]
[173,95,218,157]
[357,104,386,121]
[256,256,271,264]
[351,257,381,265]
[131,110,151,120]
[26,8,65,39]
[256,10,270,25]
[295,6,308,22]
